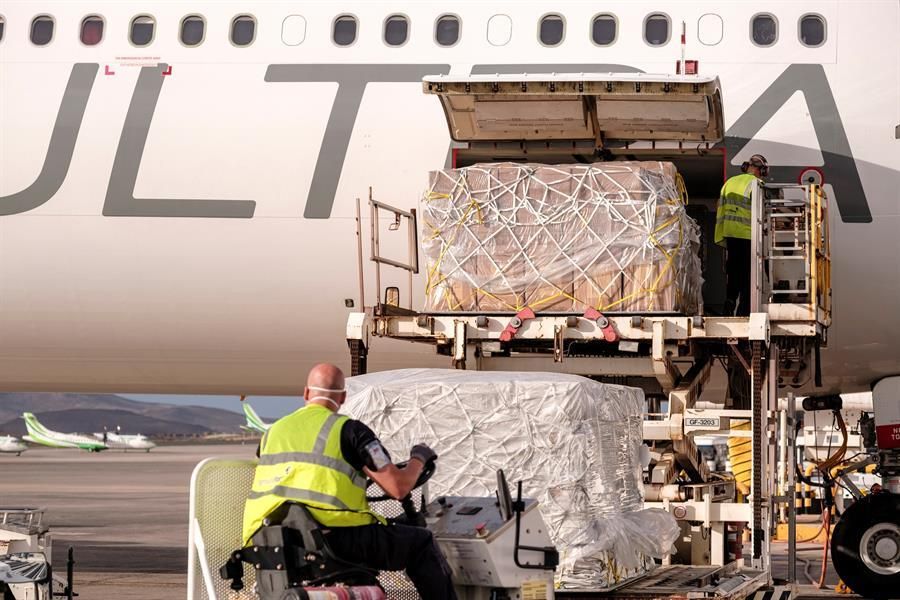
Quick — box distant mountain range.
[0,393,246,437]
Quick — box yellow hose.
[728,421,752,496]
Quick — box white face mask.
[308,386,345,410]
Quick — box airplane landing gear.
[831,492,900,599]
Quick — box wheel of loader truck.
[831,492,900,599]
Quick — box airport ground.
[1,444,255,599]
[1,445,847,600]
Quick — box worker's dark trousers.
[725,238,752,316]
[326,523,458,600]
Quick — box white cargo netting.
[345,369,679,589]
[422,162,702,313]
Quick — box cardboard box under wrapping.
[422,162,702,313]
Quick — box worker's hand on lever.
[364,444,436,501]
[409,443,437,466]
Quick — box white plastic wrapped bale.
[344,369,679,589]
[422,161,703,314]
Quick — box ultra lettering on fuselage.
[1,1,898,396]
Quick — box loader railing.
[751,182,831,331]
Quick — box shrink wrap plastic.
[345,369,679,589]
[422,162,702,313]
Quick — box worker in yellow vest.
[243,363,457,599]
[715,154,768,315]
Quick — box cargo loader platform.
[343,72,835,594]
[347,180,831,579]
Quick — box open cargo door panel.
[423,72,724,149]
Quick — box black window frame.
[538,13,565,47]
[643,12,671,47]
[129,14,156,47]
[434,13,461,47]
[332,14,359,47]
[230,14,257,47]
[30,14,55,46]
[80,15,105,46]
[750,13,779,47]
[590,13,618,46]
[179,14,206,47]
[383,14,410,47]
[798,13,827,48]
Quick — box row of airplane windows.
[0,12,828,50]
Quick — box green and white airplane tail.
[22,412,108,451]
[22,412,57,443]
[240,398,271,434]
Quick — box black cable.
[839,451,866,464]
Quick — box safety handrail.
[354,188,420,312]
[757,182,831,327]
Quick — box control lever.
[400,494,426,527]
[512,480,559,571]
[496,469,513,522]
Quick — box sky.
[122,394,301,420]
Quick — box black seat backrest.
[260,502,325,553]
[222,502,379,596]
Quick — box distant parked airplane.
[240,398,271,434]
[92,429,156,452]
[22,412,108,452]
[0,435,28,455]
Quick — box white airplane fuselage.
[0,435,28,454]
[93,432,156,450]
[1,1,898,396]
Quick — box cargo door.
[423,73,724,148]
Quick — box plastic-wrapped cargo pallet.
[344,369,680,590]
[422,161,702,313]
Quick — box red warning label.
[876,423,900,449]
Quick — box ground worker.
[242,363,457,600]
[715,154,769,315]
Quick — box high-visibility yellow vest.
[242,404,383,545]
[714,173,758,245]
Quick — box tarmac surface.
[1,445,853,600]
[1,444,256,599]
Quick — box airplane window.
[539,14,564,46]
[333,15,357,46]
[231,15,256,46]
[487,14,512,46]
[0,16,4,43]
[31,15,54,46]
[591,14,617,46]
[799,14,826,47]
[281,15,306,46]
[644,13,670,46]
[751,14,777,46]
[130,15,155,46]
[81,16,104,45]
[435,14,460,46]
[384,15,409,46]
[697,14,723,46]
[180,15,205,47]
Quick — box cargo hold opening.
[427,73,729,315]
